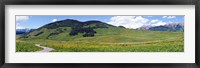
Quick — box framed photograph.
[1,0,199,68]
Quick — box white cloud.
[16,16,29,22]
[167,16,176,18]
[162,16,167,18]
[162,16,176,19]
[108,16,149,29]
[51,19,57,22]
[16,23,24,29]
[16,16,29,29]
[150,19,159,23]
[151,21,167,26]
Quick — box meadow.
[16,28,184,52]
[16,42,42,52]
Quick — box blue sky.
[16,15,184,29]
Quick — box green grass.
[37,39,183,52]
[16,42,42,52]
[16,27,184,52]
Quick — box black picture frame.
[0,0,200,68]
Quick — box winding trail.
[35,44,54,52]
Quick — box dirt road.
[35,44,54,52]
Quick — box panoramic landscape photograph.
[16,15,184,52]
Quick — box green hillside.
[16,19,184,52]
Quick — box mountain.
[138,25,152,30]
[19,19,117,40]
[16,29,34,34]
[139,23,184,32]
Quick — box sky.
[16,15,184,29]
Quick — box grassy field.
[16,42,42,52]
[16,28,184,52]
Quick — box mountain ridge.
[138,23,184,32]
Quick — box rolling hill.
[20,19,121,40]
